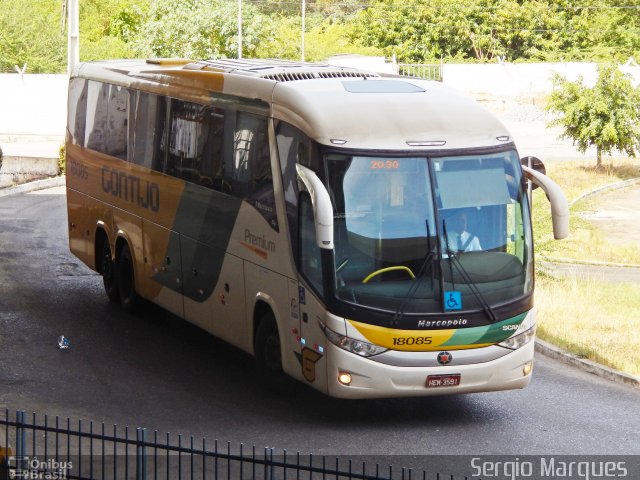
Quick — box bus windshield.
[326,150,533,316]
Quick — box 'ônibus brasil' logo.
[437,351,453,365]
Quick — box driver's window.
[299,193,323,295]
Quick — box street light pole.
[301,0,305,62]
[67,0,79,75]
[237,0,243,59]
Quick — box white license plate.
[426,374,461,388]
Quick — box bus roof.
[73,58,513,152]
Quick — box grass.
[535,273,640,376]
[532,159,640,264]
[531,158,640,377]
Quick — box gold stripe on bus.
[347,319,493,352]
[240,242,269,260]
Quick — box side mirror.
[521,165,569,240]
[520,156,546,190]
[296,164,334,249]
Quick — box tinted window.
[106,85,129,160]
[67,78,87,146]
[132,92,166,170]
[85,81,110,153]
[299,193,323,294]
[275,121,314,262]
[164,99,227,190]
[84,81,129,160]
[227,112,277,231]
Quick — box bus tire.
[255,314,286,387]
[100,240,119,303]
[117,243,139,313]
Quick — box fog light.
[338,371,352,386]
[523,361,533,376]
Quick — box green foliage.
[304,21,383,62]
[58,144,66,176]
[131,0,269,60]
[352,0,640,63]
[0,0,66,73]
[545,65,640,166]
[79,0,147,61]
[4,0,640,71]
[256,15,383,61]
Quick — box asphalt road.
[0,186,639,464]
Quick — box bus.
[66,58,568,399]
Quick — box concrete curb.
[538,256,640,269]
[535,338,640,389]
[0,175,65,198]
[570,177,640,207]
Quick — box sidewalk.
[541,182,640,283]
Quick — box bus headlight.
[498,325,536,350]
[322,324,387,357]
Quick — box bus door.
[294,192,329,388]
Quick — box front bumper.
[325,339,535,399]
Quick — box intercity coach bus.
[66,58,568,398]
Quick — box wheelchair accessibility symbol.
[444,291,462,311]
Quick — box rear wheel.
[100,240,119,303]
[117,243,139,313]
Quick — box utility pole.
[237,0,243,59]
[301,0,306,62]
[67,0,79,75]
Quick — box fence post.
[15,411,26,474]
[136,428,146,480]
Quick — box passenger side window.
[85,81,110,153]
[226,112,277,231]
[132,92,167,170]
[67,78,87,147]
[106,85,129,160]
[84,81,129,161]
[299,193,323,295]
[276,121,314,265]
[165,99,226,190]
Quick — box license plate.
[426,374,461,388]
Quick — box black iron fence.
[0,410,468,480]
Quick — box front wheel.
[117,243,139,313]
[100,240,119,303]
[255,315,286,388]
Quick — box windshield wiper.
[442,220,498,323]
[392,221,437,324]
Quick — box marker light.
[523,361,533,376]
[406,141,446,147]
[338,371,352,386]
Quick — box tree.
[546,64,640,167]
[0,0,66,72]
[350,0,569,63]
[131,0,273,60]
